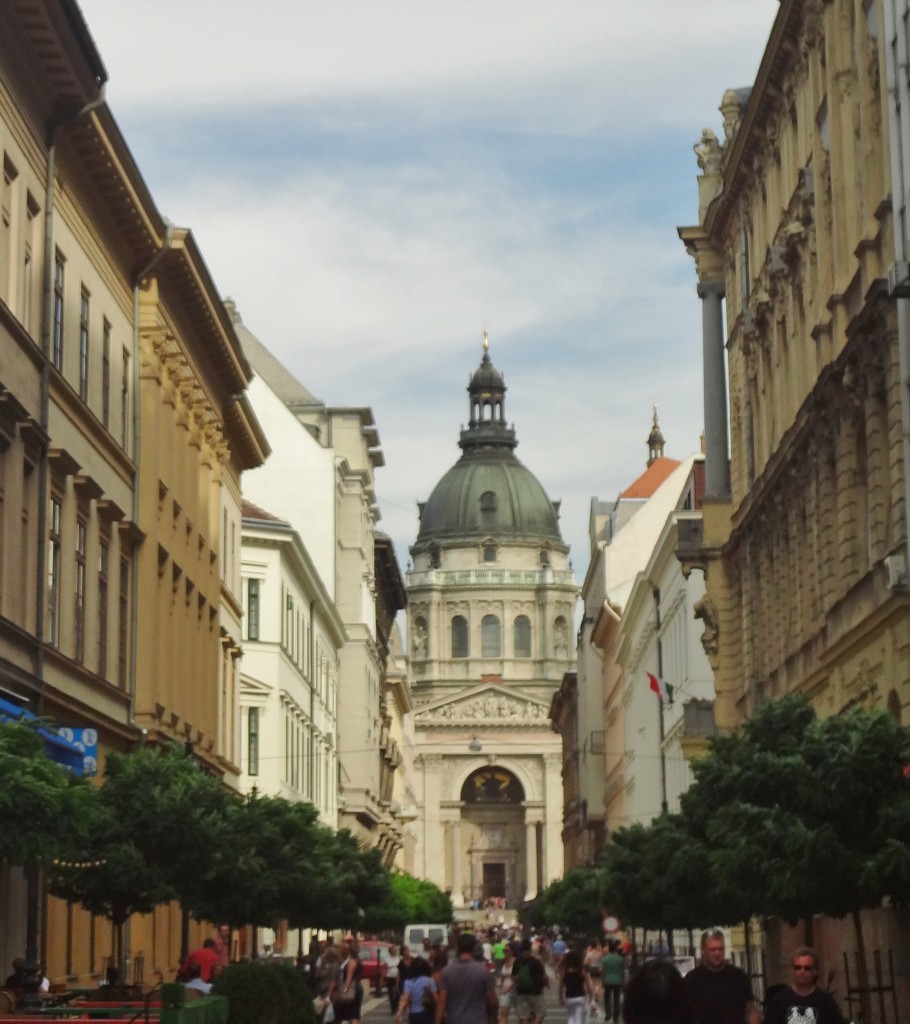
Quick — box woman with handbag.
[396,956,437,1024]
[334,940,364,1024]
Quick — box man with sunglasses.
[763,947,845,1024]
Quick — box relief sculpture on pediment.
[423,696,548,722]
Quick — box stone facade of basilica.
[405,339,577,909]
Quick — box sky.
[78,0,780,583]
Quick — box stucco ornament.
[421,695,549,722]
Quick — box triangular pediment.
[239,674,273,700]
[412,684,551,725]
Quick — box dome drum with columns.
[406,336,577,912]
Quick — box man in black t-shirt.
[763,947,845,1024]
[684,930,760,1024]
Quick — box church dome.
[413,337,565,552]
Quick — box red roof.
[619,457,681,500]
[241,499,288,524]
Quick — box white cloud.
[77,0,778,578]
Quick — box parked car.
[358,940,392,992]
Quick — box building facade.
[678,0,909,729]
[679,0,910,1005]
[232,307,409,860]
[0,0,267,986]
[239,500,346,824]
[406,339,576,909]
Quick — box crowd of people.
[2,923,850,1023]
[300,926,848,1024]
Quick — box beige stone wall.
[681,0,909,729]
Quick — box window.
[53,252,65,369]
[75,518,86,662]
[429,544,441,569]
[97,539,109,676]
[47,496,62,646]
[79,287,90,401]
[248,707,260,776]
[538,548,550,566]
[23,192,39,332]
[247,578,260,641]
[1,154,16,306]
[481,614,501,657]
[452,615,469,658]
[120,349,130,449]
[102,321,111,428]
[483,544,497,563]
[118,555,129,688]
[513,615,531,658]
[480,490,496,512]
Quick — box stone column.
[421,757,445,889]
[698,282,731,497]
[524,820,538,901]
[451,819,463,907]
[542,753,564,885]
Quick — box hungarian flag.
[647,672,674,704]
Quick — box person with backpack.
[511,938,548,1024]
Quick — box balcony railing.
[407,568,576,587]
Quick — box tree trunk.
[852,908,872,1024]
[803,915,814,947]
[687,927,695,957]
[743,919,753,980]
[180,905,190,963]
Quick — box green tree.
[533,868,607,937]
[363,871,452,933]
[0,718,93,866]
[49,744,234,976]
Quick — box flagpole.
[653,587,669,814]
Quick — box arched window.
[481,490,497,512]
[481,614,501,657]
[483,543,497,563]
[513,615,531,658]
[452,615,469,658]
[429,544,441,569]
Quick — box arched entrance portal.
[459,767,527,908]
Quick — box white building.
[230,303,407,859]
[240,501,346,825]
[614,461,715,824]
[406,338,577,909]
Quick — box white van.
[404,923,449,956]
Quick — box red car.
[357,940,392,991]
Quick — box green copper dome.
[413,339,565,551]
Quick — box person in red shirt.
[181,939,220,983]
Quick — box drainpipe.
[884,0,910,588]
[128,222,174,731]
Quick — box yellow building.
[0,0,267,985]
[679,0,909,732]
[679,0,910,1003]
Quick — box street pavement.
[361,967,577,1024]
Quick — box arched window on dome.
[513,615,532,658]
[480,491,497,512]
[481,614,501,657]
[452,615,469,658]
